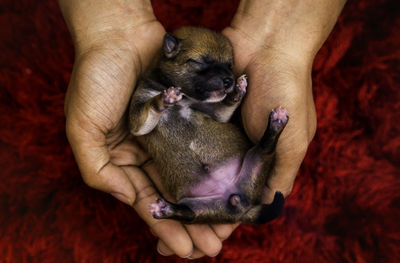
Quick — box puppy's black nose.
[223,77,233,88]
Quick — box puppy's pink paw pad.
[150,199,173,219]
[231,74,247,102]
[272,107,288,121]
[236,74,248,92]
[162,87,182,105]
[271,107,289,130]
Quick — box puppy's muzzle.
[207,76,234,92]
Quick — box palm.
[65,21,167,211]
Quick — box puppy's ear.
[163,33,181,58]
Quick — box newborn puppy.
[129,27,288,224]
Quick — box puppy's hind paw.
[270,107,289,132]
[150,198,174,219]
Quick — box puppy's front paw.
[162,87,182,106]
[232,74,247,102]
[236,74,247,93]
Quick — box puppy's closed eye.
[186,58,209,68]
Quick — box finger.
[184,224,222,257]
[157,239,203,259]
[211,223,240,241]
[123,166,193,258]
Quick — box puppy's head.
[158,27,235,103]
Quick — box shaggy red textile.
[1,0,399,262]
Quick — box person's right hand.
[61,0,166,204]
[59,0,236,259]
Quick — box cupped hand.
[222,0,345,203]
[222,27,317,203]
[60,2,237,258]
[61,0,345,258]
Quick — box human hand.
[59,0,237,259]
[223,0,346,202]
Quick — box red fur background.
[1,0,399,262]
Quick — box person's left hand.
[223,26,317,203]
[221,0,346,204]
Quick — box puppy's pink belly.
[186,157,241,198]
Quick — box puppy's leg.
[150,197,241,224]
[240,192,285,224]
[236,108,288,222]
[149,194,283,224]
[238,107,289,190]
[150,198,195,222]
[130,87,182,136]
[259,107,289,152]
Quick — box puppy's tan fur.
[129,27,287,224]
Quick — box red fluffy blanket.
[0,0,399,262]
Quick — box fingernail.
[157,246,168,256]
[111,192,131,205]
[183,251,193,259]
